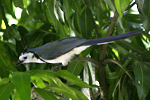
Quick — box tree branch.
[96,10,119,100]
[99,10,119,61]
[72,57,100,68]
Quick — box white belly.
[42,46,90,66]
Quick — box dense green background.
[0,0,150,100]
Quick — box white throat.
[19,52,44,63]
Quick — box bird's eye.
[23,57,27,59]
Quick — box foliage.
[0,0,150,100]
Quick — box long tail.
[82,29,143,46]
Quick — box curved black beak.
[15,60,24,66]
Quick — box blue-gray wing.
[28,37,87,59]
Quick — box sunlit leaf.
[23,0,27,8]
[27,70,57,84]
[115,0,131,17]
[31,76,46,88]
[109,43,129,56]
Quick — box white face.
[19,52,44,64]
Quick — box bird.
[15,29,143,66]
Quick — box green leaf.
[134,61,150,100]
[56,70,90,88]
[35,2,48,23]
[46,0,68,37]
[115,0,131,17]
[25,29,45,47]
[117,41,144,53]
[13,90,21,100]
[118,87,123,100]
[79,8,94,38]
[27,70,58,84]
[23,0,27,8]
[1,0,13,15]
[0,41,16,71]
[12,72,31,100]
[46,78,78,100]
[67,61,84,76]
[35,88,57,100]
[116,58,131,81]
[124,14,141,23]
[6,42,17,55]
[28,70,79,99]
[0,67,9,78]
[109,43,129,56]
[104,0,116,12]
[0,78,10,85]
[136,0,150,31]
[70,87,89,100]
[105,66,118,84]
[0,83,15,100]
[107,58,131,99]
[31,76,46,88]
[13,0,24,8]
[63,0,74,19]
[3,24,21,41]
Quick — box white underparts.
[42,46,90,66]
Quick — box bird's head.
[15,52,35,66]
[15,51,44,66]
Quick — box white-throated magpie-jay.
[16,29,143,66]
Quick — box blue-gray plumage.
[27,37,87,60]
[16,29,143,66]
